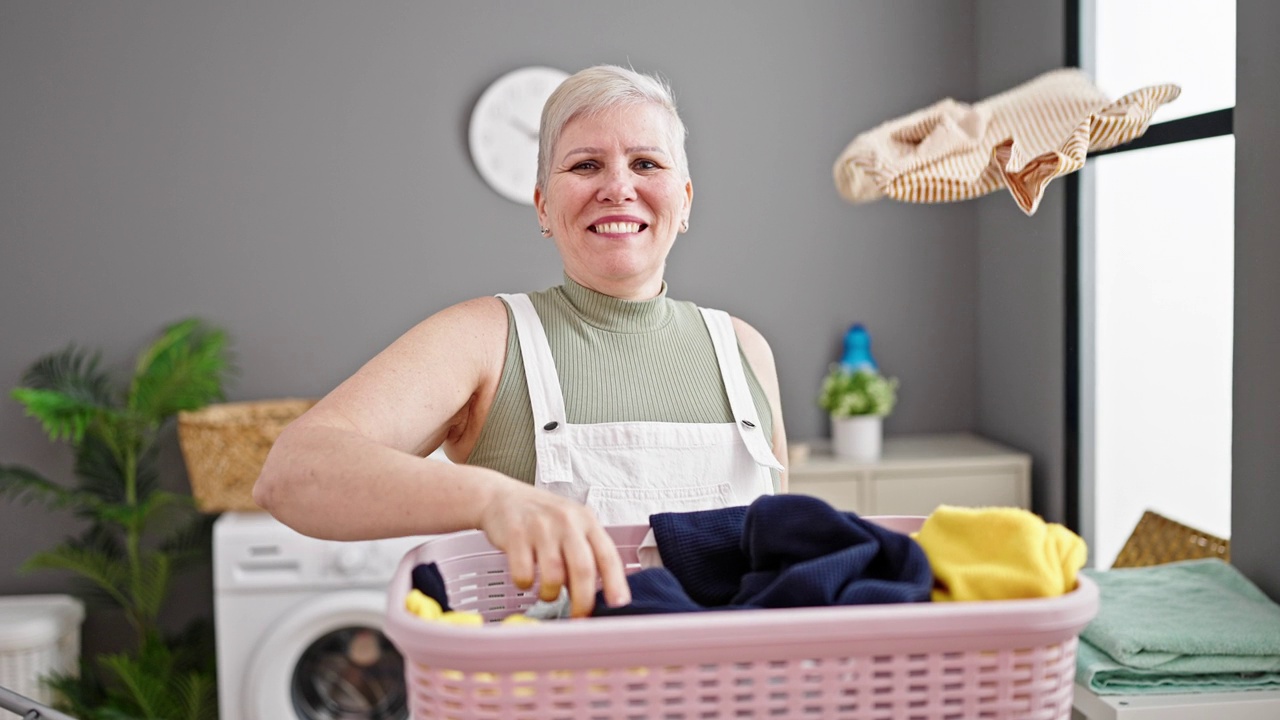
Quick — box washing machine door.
[243,590,407,720]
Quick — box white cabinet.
[787,433,1031,515]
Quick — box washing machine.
[213,511,435,720]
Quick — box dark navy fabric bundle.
[410,562,452,611]
[593,494,932,616]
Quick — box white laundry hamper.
[0,595,84,706]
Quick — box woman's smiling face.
[535,102,692,300]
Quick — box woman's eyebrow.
[562,146,669,160]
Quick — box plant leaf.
[128,318,234,422]
[818,366,899,418]
[160,514,215,572]
[42,661,107,718]
[72,433,129,504]
[23,543,131,609]
[176,671,218,720]
[133,552,171,623]
[95,490,186,531]
[12,346,120,443]
[98,652,169,719]
[0,464,84,510]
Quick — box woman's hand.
[478,482,631,617]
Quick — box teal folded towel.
[1077,559,1280,694]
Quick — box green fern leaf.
[98,652,169,719]
[133,552,172,622]
[0,464,83,510]
[42,661,107,718]
[11,387,115,444]
[20,345,117,401]
[96,490,185,531]
[129,318,234,422]
[72,523,127,561]
[160,514,215,572]
[13,346,121,443]
[24,544,130,609]
[74,436,162,505]
[72,433,128,503]
[176,671,217,720]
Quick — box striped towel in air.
[833,68,1180,216]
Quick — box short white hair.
[537,65,689,192]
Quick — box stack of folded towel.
[1077,558,1280,694]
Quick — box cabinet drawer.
[788,476,862,513]
[868,468,1028,516]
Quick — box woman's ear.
[682,178,693,230]
[534,186,549,233]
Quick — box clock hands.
[509,117,540,141]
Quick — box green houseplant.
[818,366,899,461]
[0,318,233,720]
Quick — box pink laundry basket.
[383,516,1098,720]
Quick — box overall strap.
[496,293,572,484]
[699,308,785,471]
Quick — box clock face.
[468,66,569,205]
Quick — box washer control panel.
[214,512,433,591]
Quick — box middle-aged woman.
[254,65,789,618]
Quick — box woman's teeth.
[591,222,644,234]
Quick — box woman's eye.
[571,161,599,171]
[633,159,659,170]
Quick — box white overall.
[498,293,784,526]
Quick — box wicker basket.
[1110,509,1231,568]
[177,398,317,512]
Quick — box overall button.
[543,421,559,431]
[741,419,756,429]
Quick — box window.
[1069,0,1236,568]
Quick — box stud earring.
[680,218,690,232]
[540,227,551,237]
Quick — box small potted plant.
[818,365,898,461]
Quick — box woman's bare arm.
[253,296,629,614]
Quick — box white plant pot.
[831,415,883,462]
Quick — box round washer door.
[243,590,407,720]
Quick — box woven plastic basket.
[1110,509,1230,568]
[176,398,316,512]
[385,517,1099,720]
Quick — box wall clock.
[469,66,569,205]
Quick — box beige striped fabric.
[833,69,1181,216]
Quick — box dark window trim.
[1088,108,1234,158]
[1065,0,1081,533]
[1064,0,1234,534]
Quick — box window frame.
[1063,0,1236,533]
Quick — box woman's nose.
[596,168,636,203]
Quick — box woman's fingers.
[480,482,630,616]
[506,540,535,591]
[562,532,600,618]
[588,525,630,609]
[533,534,567,602]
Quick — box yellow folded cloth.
[914,505,1086,602]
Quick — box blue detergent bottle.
[839,323,878,373]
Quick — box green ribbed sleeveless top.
[466,276,776,485]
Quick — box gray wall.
[973,0,1067,523]
[2,2,981,654]
[1231,0,1280,600]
